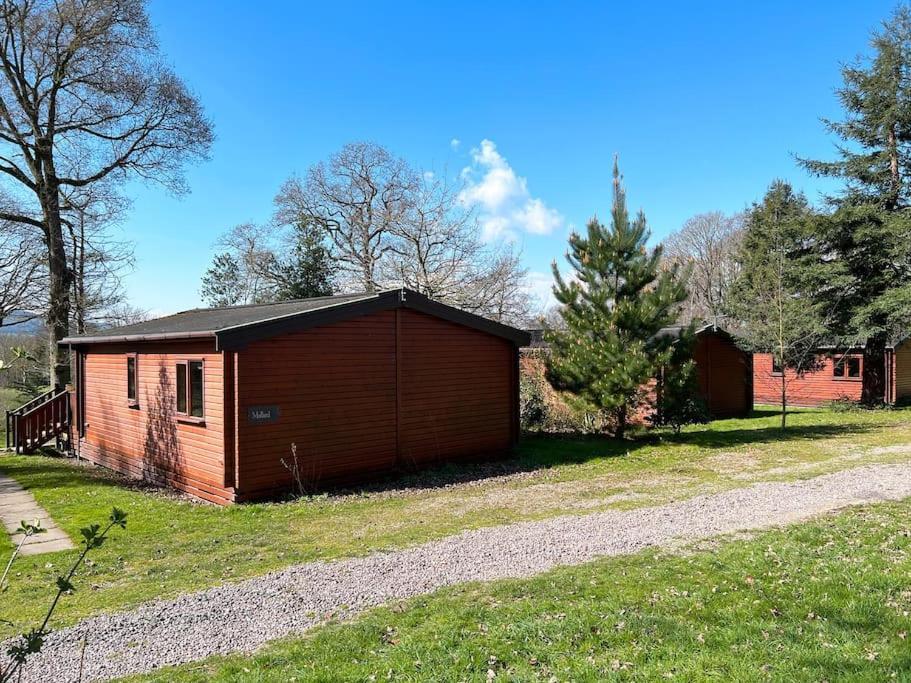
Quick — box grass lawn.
[124,499,911,682]
[2,406,911,641]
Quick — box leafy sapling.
[0,507,127,683]
[0,520,45,592]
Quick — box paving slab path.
[0,472,74,556]
[8,462,911,682]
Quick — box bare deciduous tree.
[274,143,533,322]
[200,219,336,307]
[383,174,479,299]
[96,301,150,328]
[0,0,213,384]
[381,173,531,323]
[663,211,744,326]
[206,223,277,304]
[462,247,531,325]
[274,142,416,292]
[0,223,42,328]
[61,184,133,333]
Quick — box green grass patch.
[2,406,911,640]
[126,500,911,682]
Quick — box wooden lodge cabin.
[753,337,911,406]
[50,289,529,504]
[654,324,753,418]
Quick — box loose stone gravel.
[10,462,911,682]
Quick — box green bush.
[520,352,606,434]
[824,396,893,412]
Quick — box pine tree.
[200,253,245,307]
[799,5,911,403]
[652,332,708,434]
[270,222,335,300]
[800,6,911,210]
[728,181,828,428]
[546,161,687,438]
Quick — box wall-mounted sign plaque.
[247,405,280,423]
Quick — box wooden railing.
[5,386,71,454]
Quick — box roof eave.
[59,330,216,346]
[58,288,531,349]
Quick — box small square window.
[771,358,783,375]
[175,360,204,419]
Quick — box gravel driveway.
[11,462,911,682]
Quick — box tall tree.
[0,0,212,384]
[547,161,687,438]
[800,6,911,403]
[663,211,744,326]
[61,184,132,334]
[200,253,245,308]
[200,220,336,306]
[728,181,829,428]
[202,223,277,306]
[0,223,42,328]
[274,142,416,292]
[265,221,335,300]
[801,6,911,210]
[382,172,530,324]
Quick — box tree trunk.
[39,179,73,387]
[614,407,627,440]
[861,334,888,405]
[780,370,787,430]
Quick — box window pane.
[847,357,861,378]
[833,359,844,377]
[189,361,204,418]
[127,357,137,401]
[176,364,187,414]
[772,358,783,374]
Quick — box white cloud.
[450,138,461,150]
[515,198,562,235]
[423,170,435,181]
[459,139,563,241]
[524,270,558,312]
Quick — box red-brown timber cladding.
[752,352,864,407]
[76,340,232,504]
[693,332,752,417]
[232,308,516,501]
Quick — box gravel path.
[11,462,911,682]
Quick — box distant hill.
[0,310,44,335]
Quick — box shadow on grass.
[322,416,876,498]
[666,421,875,449]
[0,452,191,503]
[0,410,878,504]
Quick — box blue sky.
[123,0,895,314]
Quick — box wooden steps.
[5,387,71,455]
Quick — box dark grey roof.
[524,327,549,348]
[652,323,735,341]
[62,293,373,341]
[522,323,730,350]
[61,289,531,349]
